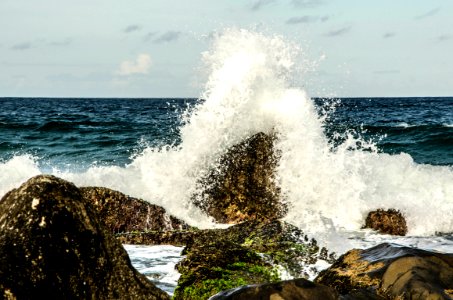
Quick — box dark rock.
[194,132,286,223]
[173,220,335,300]
[316,243,453,299]
[81,186,188,233]
[209,278,339,300]
[363,208,407,236]
[0,175,170,300]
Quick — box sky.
[0,0,452,98]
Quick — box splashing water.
[1,29,453,253]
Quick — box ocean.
[1,30,452,294]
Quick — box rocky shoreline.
[1,133,452,299]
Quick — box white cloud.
[116,54,152,76]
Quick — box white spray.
[1,29,453,250]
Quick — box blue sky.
[1,0,452,98]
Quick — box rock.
[194,132,286,223]
[315,243,453,299]
[0,175,170,300]
[363,209,407,236]
[173,220,335,300]
[81,186,188,233]
[209,278,339,300]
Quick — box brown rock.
[316,243,453,299]
[194,132,286,223]
[363,209,407,236]
[80,186,188,233]
[209,278,339,300]
[0,175,170,300]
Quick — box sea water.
[1,29,452,292]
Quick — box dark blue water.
[1,97,452,169]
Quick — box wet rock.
[195,132,286,223]
[316,243,453,299]
[173,220,335,300]
[363,208,407,236]
[81,186,188,233]
[209,278,339,300]
[0,175,170,300]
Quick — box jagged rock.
[0,175,170,300]
[81,186,188,233]
[209,278,339,300]
[363,209,407,236]
[173,220,335,300]
[315,243,453,299]
[195,132,286,223]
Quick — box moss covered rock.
[194,132,286,223]
[0,175,170,300]
[173,220,335,300]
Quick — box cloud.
[383,32,396,39]
[124,25,141,33]
[153,31,182,43]
[286,15,329,24]
[324,26,351,37]
[291,0,325,8]
[414,7,440,20]
[11,42,32,50]
[250,0,275,11]
[116,54,152,76]
[437,34,452,42]
[143,32,157,42]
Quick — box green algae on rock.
[173,220,335,300]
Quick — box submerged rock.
[363,208,407,236]
[209,278,339,300]
[315,242,453,299]
[195,132,286,223]
[0,175,170,300]
[173,220,335,300]
[81,186,188,233]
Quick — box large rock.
[173,220,335,300]
[209,278,339,300]
[363,209,407,236]
[0,175,170,300]
[81,186,188,233]
[315,243,453,299]
[194,132,286,223]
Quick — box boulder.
[315,243,453,299]
[363,209,407,236]
[194,132,286,223]
[81,186,188,233]
[0,175,170,300]
[173,220,335,300]
[209,278,339,300]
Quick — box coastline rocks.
[195,132,286,223]
[315,243,453,299]
[209,278,339,300]
[0,175,170,300]
[173,220,336,300]
[363,209,407,236]
[81,186,188,233]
